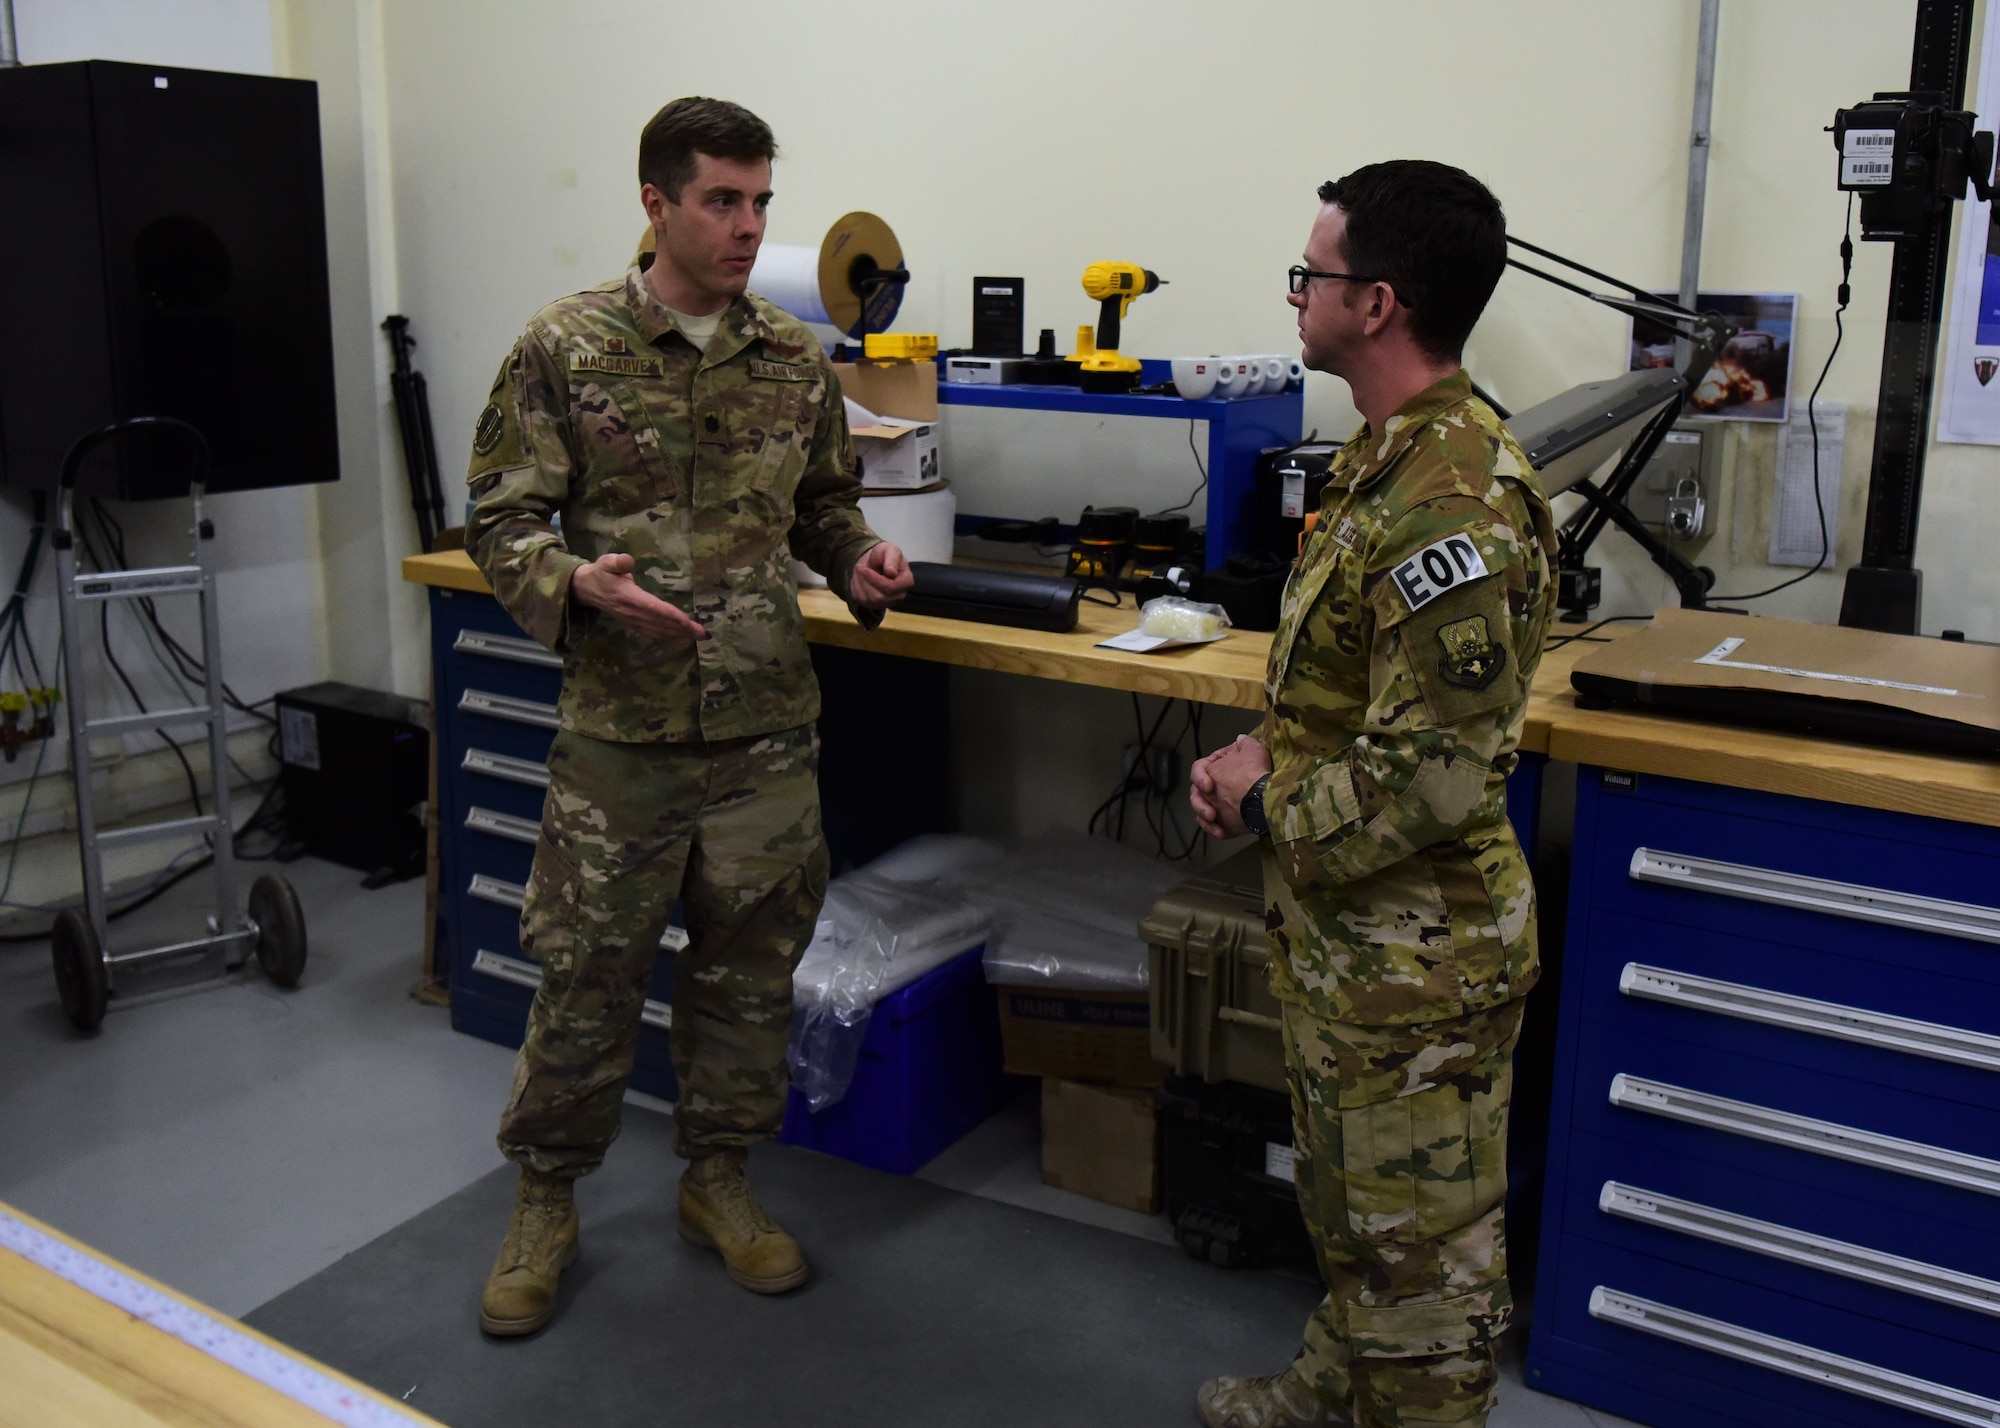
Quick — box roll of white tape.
[747,243,834,327]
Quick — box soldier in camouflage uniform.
[465,97,912,1336]
[1191,162,1556,1427]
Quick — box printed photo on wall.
[1628,291,1798,422]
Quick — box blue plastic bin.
[779,944,1005,1175]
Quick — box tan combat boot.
[677,1150,807,1294]
[1197,1365,1343,1427]
[478,1169,579,1336]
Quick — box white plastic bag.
[971,831,1182,991]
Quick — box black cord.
[1157,420,1209,514]
[1708,196,1853,603]
[1546,613,1654,650]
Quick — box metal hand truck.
[47,417,306,1032]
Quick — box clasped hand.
[1189,734,1274,840]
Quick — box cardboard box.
[995,985,1164,1088]
[835,359,942,490]
[1041,1077,1160,1214]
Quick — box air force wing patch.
[1436,614,1507,689]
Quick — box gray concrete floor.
[0,853,1640,1426]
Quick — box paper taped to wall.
[1769,400,1846,568]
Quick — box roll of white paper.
[748,243,833,327]
[794,483,956,587]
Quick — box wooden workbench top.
[0,1201,441,1428]
[404,550,2000,827]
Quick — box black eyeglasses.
[1287,264,1390,296]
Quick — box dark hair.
[1316,161,1506,361]
[638,97,778,201]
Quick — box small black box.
[1159,1076,1315,1271]
[276,682,429,876]
[971,276,1025,357]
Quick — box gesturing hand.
[849,541,915,610]
[569,553,707,642]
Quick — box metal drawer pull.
[453,629,562,669]
[1629,847,2000,946]
[465,875,688,952]
[1620,963,2000,1073]
[1589,1286,2000,1427]
[1600,1181,2000,1319]
[470,950,672,1030]
[460,688,561,730]
[462,748,550,788]
[1217,1007,1283,1030]
[466,806,540,846]
[1609,1074,2000,1199]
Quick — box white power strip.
[0,1205,429,1426]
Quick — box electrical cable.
[1157,419,1209,514]
[1545,613,1655,650]
[1707,196,1854,604]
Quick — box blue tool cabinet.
[1526,767,2000,1428]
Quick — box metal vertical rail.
[52,486,111,946]
[1675,0,1722,371]
[191,485,241,942]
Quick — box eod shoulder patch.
[472,402,505,456]
[1390,532,1490,613]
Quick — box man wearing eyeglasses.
[1189,161,1557,1428]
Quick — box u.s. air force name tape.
[1391,532,1491,613]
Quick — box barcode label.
[1842,128,1895,155]
[1842,157,1893,185]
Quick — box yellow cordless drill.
[1069,261,1165,392]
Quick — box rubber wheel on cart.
[51,908,109,1031]
[249,873,307,988]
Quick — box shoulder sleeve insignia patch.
[1390,531,1491,612]
[472,402,505,456]
[1436,614,1507,689]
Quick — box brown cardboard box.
[1041,1077,1160,1214]
[833,359,941,490]
[994,985,1164,1088]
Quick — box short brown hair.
[638,97,777,201]
[1317,161,1506,361]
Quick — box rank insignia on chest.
[1436,615,1507,689]
[604,336,628,354]
[1331,515,1360,550]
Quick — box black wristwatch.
[1239,773,1272,839]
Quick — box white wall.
[120,1,1993,851]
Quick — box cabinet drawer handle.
[464,874,687,952]
[470,949,672,1030]
[459,688,561,730]
[1217,1007,1283,1030]
[453,629,562,669]
[466,806,540,846]
[1629,847,2000,946]
[462,748,550,788]
[1600,1181,2000,1319]
[1588,1286,2000,1426]
[1608,1073,2000,1199]
[1621,962,2000,1073]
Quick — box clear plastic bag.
[1138,596,1231,642]
[787,838,1000,1113]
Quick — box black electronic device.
[1067,505,1138,586]
[1123,511,1199,590]
[1252,441,1341,558]
[1019,326,1076,385]
[1202,552,1290,632]
[0,61,339,498]
[971,276,1025,357]
[276,682,429,882]
[900,562,1082,633]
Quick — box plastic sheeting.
[787,836,1004,1113]
[972,832,1183,992]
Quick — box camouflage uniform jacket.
[1258,370,1557,1026]
[466,265,883,744]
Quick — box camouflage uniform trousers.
[497,724,828,1176]
[1283,997,1525,1426]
